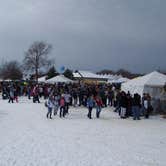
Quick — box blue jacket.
[87,98,94,108]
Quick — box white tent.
[121,71,166,99]
[108,77,130,84]
[121,71,166,112]
[38,76,46,83]
[46,75,73,84]
[73,70,103,79]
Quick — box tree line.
[1,40,164,81]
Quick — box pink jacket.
[60,98,65,107]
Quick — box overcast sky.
[0,0,166,73]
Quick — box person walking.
[95,95,103,118]
[64,91,71,114]
[8,86,14,103]
[46,96,54,119]
[59,95,66,118]
[87,95,95,119]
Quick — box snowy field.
[0,98,166,166]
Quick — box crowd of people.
[1,82,153,120]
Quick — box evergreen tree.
[47,66,58,79]
[63,69,73,80]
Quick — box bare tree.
[23,41,52,81]
[0,61,23,80]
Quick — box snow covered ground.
[0,98,166,166]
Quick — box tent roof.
[108,77,130,84]
[73,71,103,79]
[123,71,166,87]
[38,76,46,82]
[46,75,73,83]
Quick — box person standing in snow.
[87,95,95,119]
[46,96,54,119]
[59,95,66,118]
[64,91,71,115]
[143,94,152,119]
[72,88,78,107]
[39,86,43,98]
[114,91,121,113]
[126,91,132,117]
[108,89,114,107]
[99,88,107,107]
[94,95,103,118]
[53,94,60,116]
[119,91,127,119]
[132,93,141,120]
[8,86,14,103]
[13,85,18,103]
[32,85,40,103]
[27,85,31,100]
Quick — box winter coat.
[60,98,65,107]
[132,94,141,107]
[95,98,103,107]
[87,98,95,108]
[64,94,71,103]
[47,99,54,108]
[120,95,128,108]
[9,90,14,98]
[53,96,60,106]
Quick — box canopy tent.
[121,71,166,99]
[121,71,166,112]
[38,76,46,83]
[46,75,73,84]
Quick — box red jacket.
[60,98,65,107]
[95,98,103,107]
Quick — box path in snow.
[0,98,166,166]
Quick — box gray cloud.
[0,0,166,73]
